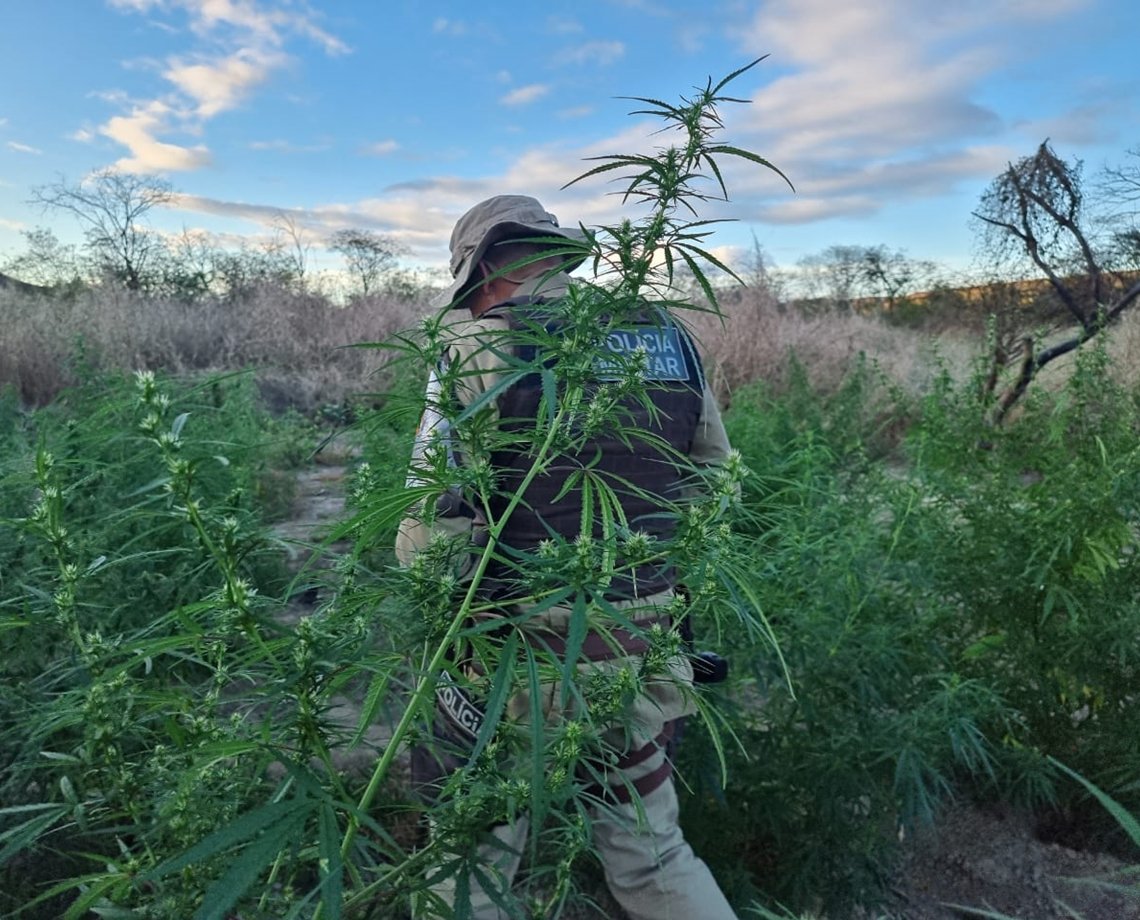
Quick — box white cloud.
[432,17,466,36]
[107,0,159,11]
[558,106,594,120]
[554,41,625,67]
[6,141,42,154]
[500,84,550,107]
[70,128,96,143]
[0,217,27,231]
[170,191,292,223]
[100,101,212,172]
[675,23,708,54]
[164,48,284,118]
[109,0,348,52]
[145,0,1104,275]
[1015,102,1123,147]
[702,0,1098,225]
[98,0,348,172]
[546,15,583,35]
[90,89,131,105]
[248,138,329,152]
[361,140,400,156]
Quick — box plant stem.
[318,401,571,917]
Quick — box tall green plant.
[910,337,1140,802]
[672,371,1012,915]
[2,61,793,920]
[330,57,793,918]
[0,371,307,917]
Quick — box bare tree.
[973,140,1140,423]
[1099,145,1140,204]
[741,232,786,306]
[30,169,173,291]
[2,227,87,290]
[860,245,938,313]
[795,244,866,312]
[793,243,935,315]
[1098,146,1140,270]
[271,212,312,290]
[329,228,401,297]
[158,228,222,300]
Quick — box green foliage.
[0,371,328,917]
[321,61,792,918]
[2,61,791,920]
[566,57,792,307]
[672,337,1140,915]
[4,61,1137,920]
[910,339,1140,799]
[677,371,1008,914]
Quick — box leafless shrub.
[687,284,977,406]
[0,283,430,408]
[1107,303,1140,386]
[17,273,1133,418]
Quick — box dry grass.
[1107,305,1140,388]
[686,286,979,405]
[5,279,1136,417]
[982,303,1140,417]
[0,285,429,409]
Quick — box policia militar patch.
[596,323,691,382]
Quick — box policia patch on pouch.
[597,325,691,382]
[436,669,484,742]
[409,672,485,801]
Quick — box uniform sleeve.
[394,315,512,567]
[395,512,477,568]
[445,315,512,415]
[690,381,732,468]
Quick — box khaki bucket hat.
[436,195,590,308]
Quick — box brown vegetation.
[689,284,976,405]
[0,284,427,409]
[7,268,1140,422]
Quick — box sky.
[0,0,1137,283]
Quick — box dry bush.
[1008,303,1140,412]
[1106,305,1140,388]
[15,277,1130,418]
[0,285,431,409]
[686,285,978,405]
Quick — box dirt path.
[270,458,392,776]
[272,462,352,625]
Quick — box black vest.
[484,298,705,599]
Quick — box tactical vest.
[484,298,706,599]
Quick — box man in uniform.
[397,195,738,920]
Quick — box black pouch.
[410,724,472,805]
[409,671,485,805]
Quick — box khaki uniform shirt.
[395,278,734,737]
[396,273,733,566]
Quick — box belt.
[523,617,668,662]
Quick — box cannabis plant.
[2,60,791,920]
[333,57,793,918]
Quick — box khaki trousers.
[419,740,738,920]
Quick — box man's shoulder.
[441,313,511,344]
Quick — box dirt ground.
[557,802,1140,920]
[875,803,1140,920]
[278,459,1140,920]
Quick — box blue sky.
[1,0,1137,281]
